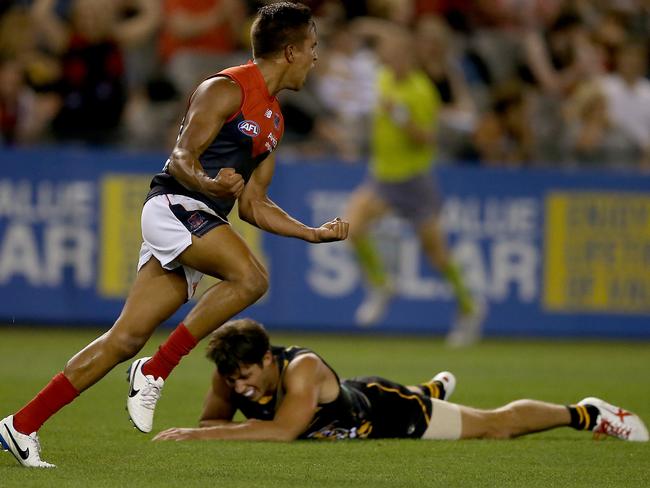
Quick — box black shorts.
[366,173,440,227]
[344,377,432,439]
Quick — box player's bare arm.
[197,371,237,427]
[167,77,245,200]
[153,354,332,442]
[238,154,349,242]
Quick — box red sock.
[13,373,79,435]
[142,323,197,380]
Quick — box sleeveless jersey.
[232,345,434,440]
[147,61,284,219]
[233,346,374,440]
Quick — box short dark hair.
[206,319,270,376]
[251,2,313,58]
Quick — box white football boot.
[431,371,457,401]
[578,397,649,442]
[0,415,55,468]
[126,357,164,433]
[355,284,394,327]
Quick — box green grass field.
[1,327,649,487]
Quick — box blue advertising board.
[1,147,649,338]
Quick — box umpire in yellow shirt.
[345,23,483,346]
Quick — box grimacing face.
[224,352,275,402]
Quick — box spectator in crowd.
[0,0,645,170]
[159,0,246,95]
[367,0,416,26]
[415,14,477,161]
[0,5,60,145]
[521,7,603,93]
[598,40,650,168]
[564,81,641,168]
[587,7,630,71]
[519,8,604,163]
[31,0,160,144]
[0,57,57,145]
[0,4,61,97]
[313,23,377,160]
[472,81,535,166]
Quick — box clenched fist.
[207,167,244,199]
[312,217,349,243]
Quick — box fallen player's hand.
[152,427,201,442]
[206,168,244,199]
[312,217,349,243]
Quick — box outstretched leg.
[1,259,188,467]
[422,397,648,442]
[422,398,573,441]
[459,399,571,439]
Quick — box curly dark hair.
[206,319,270,376]
[251,2,314,58]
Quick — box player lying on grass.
[153,319,648,443]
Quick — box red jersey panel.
[148,61,284,219]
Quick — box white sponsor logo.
[237,120,260,137]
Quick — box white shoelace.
[140,380,163,410]
[27,432,42,456]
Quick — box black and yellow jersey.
[232,346,432,440]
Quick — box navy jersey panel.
[146,61,284,219]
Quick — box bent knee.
[237,265,269,301]
[104,329,150,361]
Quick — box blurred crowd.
[1,0,649,169]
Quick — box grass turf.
[0,327,649,487]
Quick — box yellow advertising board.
[544,192,650,313]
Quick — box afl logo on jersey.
[238,120,260,137]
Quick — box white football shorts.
[137,194,228,299]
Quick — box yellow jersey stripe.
[367,382,430,424]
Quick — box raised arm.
[167,76,245,200]
[237,154,349,243]
[154,354,328,442]
[113,0,162,47]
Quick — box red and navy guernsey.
[147,61,285,220]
